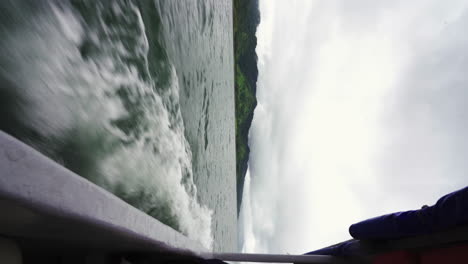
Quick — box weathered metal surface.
[0,131,206,256]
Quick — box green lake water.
[0,0,236,251]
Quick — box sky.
[239,0,468,254]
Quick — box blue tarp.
[350,186,468,240]
[306,186,468,256]
[305,240,363,256]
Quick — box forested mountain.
[234,0,260,215]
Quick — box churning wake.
[0,0,212,248]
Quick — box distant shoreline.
[233,0,260,216]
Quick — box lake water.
[0,0,236,252]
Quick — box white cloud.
[240,0,468,255]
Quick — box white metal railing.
[200,252,351,264]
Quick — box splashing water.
[0,0,213,248]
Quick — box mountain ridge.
[233,0,260,215]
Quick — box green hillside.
[233,0,260,215]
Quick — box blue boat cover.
[305,240,363,256]
[306,186,468,256]
[349,186,468,240]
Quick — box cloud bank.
[240,0,468,254]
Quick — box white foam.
[1,1,213,249]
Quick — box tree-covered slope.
[234,0,260,215]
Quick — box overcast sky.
[239,0,468,254]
